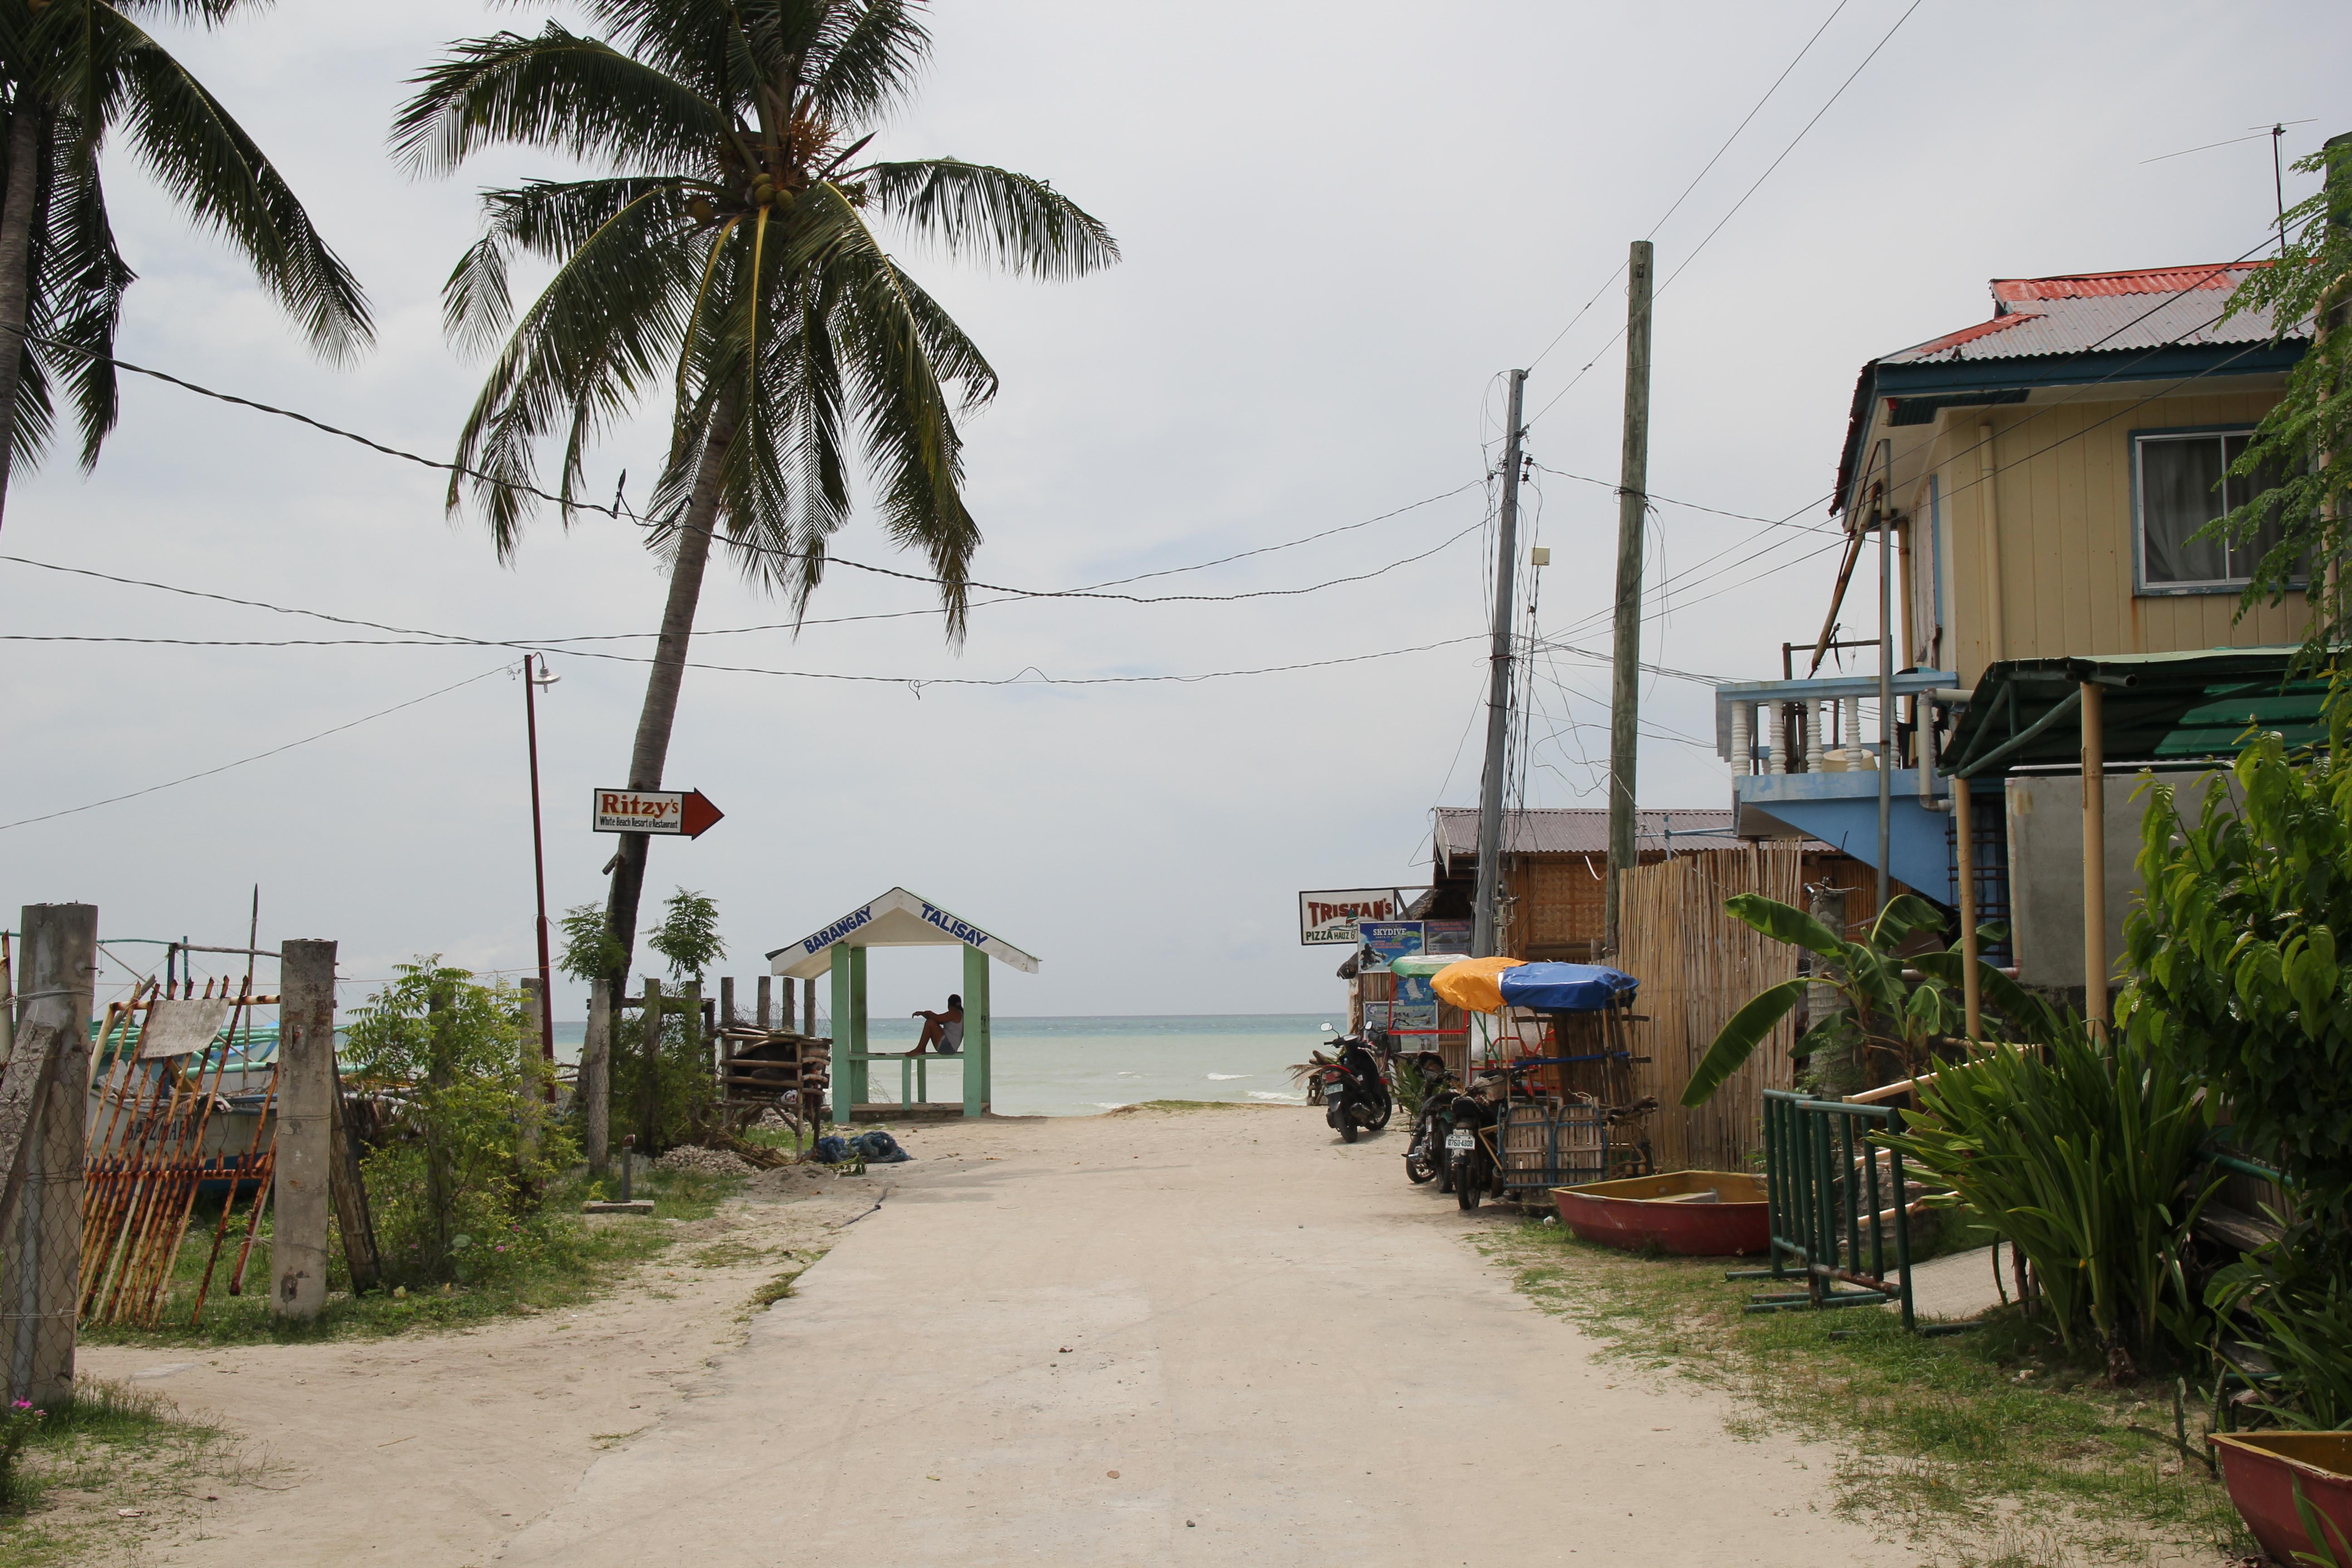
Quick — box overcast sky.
[2,0,2343,1022]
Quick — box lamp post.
[524,654,560,1065]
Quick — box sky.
[1,0,2344,1023]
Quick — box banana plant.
[1680,892,2055,1107]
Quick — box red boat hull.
[2212,1433,2352,1565]
[1553,1171,1770,1256]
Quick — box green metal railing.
[1740,1089,1916,1329]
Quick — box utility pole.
[1604,240,1655,956]
[1471,369,1528,959]
[522,655,559,1067]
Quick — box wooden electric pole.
[1471,370,1529,958]
[1605,240,1656,956]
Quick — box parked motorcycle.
[1444,1075,1505,1209]
[1313,1033,1393,1143]
[1398,1053,1455,1185]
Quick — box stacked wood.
[714,1028,830,1126]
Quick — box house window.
[2135,428,2293,591]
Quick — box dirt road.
[83,1105,1910,1565]
[498,1106,1904,1567]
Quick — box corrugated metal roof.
[1431,807,1739,861]
[1992,266,2250,303]
[1882,263,2305,366]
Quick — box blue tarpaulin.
[1496,963,1638,1013]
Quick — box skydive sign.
[1298,888,1416,946]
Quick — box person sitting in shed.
[911,994,964,1055]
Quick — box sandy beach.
[83,1106,1910,1566]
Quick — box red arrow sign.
[679,789,725,839]
[592,788,725,838]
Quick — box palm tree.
[397,0,1116,986]
[0,0,371,531]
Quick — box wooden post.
[755,975,771,1032]
[849,949,868,1110]
[1955,777,1981,1043]
[325,1052,381,1295]
[272,939,335,1321]
[829,949,852,1126]
[681,980,705,1102]
[803,978,816,1041]
[961,944,990,1119]
[640,977,664,1150]
[5,903,93,1405]
[2081,682,2108,1034]
[1605,239,1656,956]
[518,978,544,1168]
[584,979,612,1179]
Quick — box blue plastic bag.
[812,1134,853,1164]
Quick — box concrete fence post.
[584,979,611,1180]
[4,904,95,1405]
[271,939,335,1321]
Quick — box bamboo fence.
[1619,843,1807,1172]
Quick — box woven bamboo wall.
[1619,844,1807,1172]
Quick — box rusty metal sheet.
[138,999,233,1058]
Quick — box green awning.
[1942,648,2332,779]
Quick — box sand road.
[495,1105,1904,1567]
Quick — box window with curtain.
[2136,428,2294,590]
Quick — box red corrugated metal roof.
[1992,264,2263,304]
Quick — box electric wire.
[1524,0,1928,431]
[1523,0,1854,376]
[0,664,511,833]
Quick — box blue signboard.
[1356,920,1424,974]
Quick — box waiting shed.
[767,887,1039,1123]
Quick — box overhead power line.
[21,327,1487,611]
[1525,0,1926,431]
[0,664,511,833]
[1524,0,1854,376]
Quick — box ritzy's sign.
[1298,888,1414,947]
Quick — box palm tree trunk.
[602,388,745,985]
[0,100,46,537]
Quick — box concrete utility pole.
[272,939,335,1322]
[1472,369,1529,959]
[1605,241,1656,955]
[5,904,94,1405]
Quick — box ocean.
[549,1012,1342,1118]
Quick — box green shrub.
[344,960,577,1289]
[1882,1022,2219,1372]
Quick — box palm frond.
[391,24,734,179]
[861,159,1118,279]
[104,8,369,362]
[36,117,132,470]
[806,0,931,122]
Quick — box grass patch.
[0,1379,246,1567]
[82,1166,739,1349]
[744,1247,828,1316]
[1490,1220,2254,1566]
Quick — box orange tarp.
[1430,956,1525,1014]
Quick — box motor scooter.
[1312,1033,1393,1144]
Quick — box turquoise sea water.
[550,1012,1342,1118]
